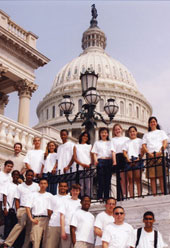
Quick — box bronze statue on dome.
[91,4,98,20]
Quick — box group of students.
[0,169,167,248]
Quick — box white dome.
[51,49,137,93]
[36,10,152,139]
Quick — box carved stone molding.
[15,80,38,98]
[0,64,8,78]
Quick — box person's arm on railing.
[123,150,131,163]
[142,144,154,158]
[63,156,74,173]
[102,241,109,248]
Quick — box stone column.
[15,80,38,126]
[0,93,9,115]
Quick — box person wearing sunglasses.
[102,206,135,248]
[135,211,167,248]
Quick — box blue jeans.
[97,159,112,199]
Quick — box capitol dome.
[35,8,152,139]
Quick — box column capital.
[0,92,9,107]
[15,80,38,97]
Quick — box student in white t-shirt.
[2,170,19,240]
[94,197,116,248]
[70,195,95,248]
[24,137,44,178]
[3,169,40,248]
[123,126,144,197]
[59,184,81,248]
[142,116,168,195]
[111,124,129,198]
[0,160,13,202]
[102,206,135,248]
[26,178,52,248]
[44,181,70,248]
[91,127,112,200]
[40,141,58,194]
[73,131,92,196]
[135,211,167,248]
[57,129,76,174]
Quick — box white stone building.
[35,10,152,140]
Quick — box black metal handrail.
[38,152,170,202]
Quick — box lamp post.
[58,69,119,134]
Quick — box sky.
[1,0,170,133]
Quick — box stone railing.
[0,9,38,48]
[0,115,58,153]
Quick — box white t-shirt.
[24,149,44,174]
[75,144,92,170]
[111,137,129,153]
[0,171,12,201]
[1,182,18,211]
[57,141,76,173]
[26,191,52,216]
[71,208,95,244]
[16,182,40,207]
[9,153,25,173]
[102,222,135,248]
[91,140,112,158]
[142,130,168,153]
[42,153,58,173]
[59,198,81,234]
[94,211,115,246]
[135,228,168,248]
[123,138,142,158]
[48,194,70,227]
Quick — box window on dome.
[98,64,101,72]
[46,109,49,120]
[90,64,93,70]
[92,41,95,46]
[129,103,132,117]
[78,99,83,112]
[142,109,144,120]
[113,67,116,79]
[88,42,90,46]
[120,101,124,115]
[136,106,139,119]
[74,67,78,74]
[120,69,124,81]
[52,105,55,118]
[67,69,71,77]
[60,109,63,117]
[100,99,104,112]
[92,34,94,38]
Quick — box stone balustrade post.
[15,80,38,126]
[14,128,21,144]
[6,125,14,146]
[0,122,8,143]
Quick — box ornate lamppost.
[58,69,119,134]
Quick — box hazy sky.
[1,1,170,133]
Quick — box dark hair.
[39,178,48,183]
[128,126,137,133]
[71,183,81,191]
[4,160,14,167]
[25,169,34,176]
[79,131,91,144]
[105,197,117,204]
[148,116,161,131]
[12,170,20,177]
[99,127,109,140]
[143,211,155,219]
[14,143,22,149]
[59,181,68,186]
[60,129,68,135]
[81,195,91,202]
[113,206,124,213]
[33,137,41,142]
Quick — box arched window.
[100,99,104,112]
[52,106,55,118]
[142,109,144,121]
[120,101,124,115]
[46,109,49,120]
[136,106,139,119]
[129,103,132,117]
[78,99,83,112]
